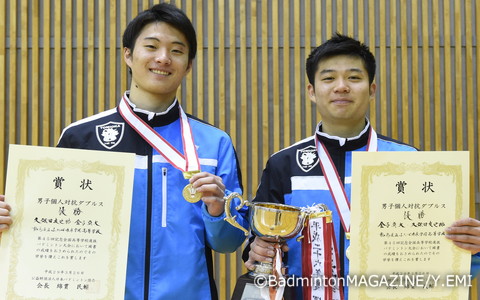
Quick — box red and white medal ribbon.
[315,125,377,237]
[118,93,200,175]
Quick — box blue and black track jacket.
[244,121,480,299]
[57,92,249,300]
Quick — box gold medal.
[183,183,202,203]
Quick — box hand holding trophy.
[224,192,333,300]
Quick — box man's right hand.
[0,195,12,233]
[244,236,289,271]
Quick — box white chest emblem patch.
[296,145,319,172]
[96,121,125,149]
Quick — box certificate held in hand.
[0,144,135,300]
[349,151,471,300]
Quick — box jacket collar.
[316,119,371,151]
[122,91,180,126]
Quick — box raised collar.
[315,119,371,151]
[121,91,180,126]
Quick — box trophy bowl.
[224,192,307,239]
[247,202,306,240]
[224,192,308,276]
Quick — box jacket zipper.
[144,153,153,300]
[162,168,167,227]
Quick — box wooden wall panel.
[0,1,479,299]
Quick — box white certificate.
[349,151,471,299]
[0,144,135,299]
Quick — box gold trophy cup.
[224,192,328,276]
[224,193,331,299]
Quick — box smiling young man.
[242,33,480,299]
[0,3,248,300]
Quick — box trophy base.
[231,273,295,300]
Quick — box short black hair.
[122,2,197,62]
[306,33,376,85]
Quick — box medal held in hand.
[183,171,202,203]
[182,184,202,203]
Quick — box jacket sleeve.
[56,127,77,148]
[472,253,480,277]
[56,129,70,147]
[202,135,249,253]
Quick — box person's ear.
[124,47,133,68]
[185,60,193,73]
[307,83,316,104]
[369,82,376,99]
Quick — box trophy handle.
[223,192,249,236]
[295,211,308,242]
